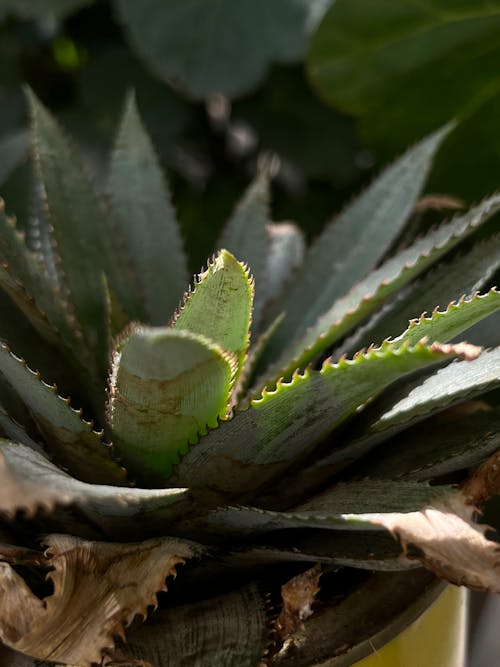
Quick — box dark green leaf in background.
[0,0,92,20]
[308,0,500,200]
[114,0,331,98]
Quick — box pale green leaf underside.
[108,91,188,325]
[109,327,236,484]
[0,441,190,539]
[217,173,270,326]
[0,342,126,485]
[171,341,462,496]
[172,249,253,373]
[264,194,500,385]
[266,125,451,358]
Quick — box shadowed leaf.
[0,342,126,485]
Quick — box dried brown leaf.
[0,534,200,666]
[372,492,500,592]
[462,448,500,507]
[274,564,322,647]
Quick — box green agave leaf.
[392,288,500,348]
[0,198,83,354]
[217,172,270,326]
[0,441,192,540]
[108,91,188,325]
[0,262,59,347]
[185,480,451,538]
[261,195,500,385]
[191,480,451,539]
[110,584,270,667]
[278,345,500,504]
[358,405,500,482]
[264,125,451,360]
[114,0,330,98]
[340,230,500,356]
[365,344,500,445]
[0,341,126,486]
[313,345,500,482]
[172,249,253,374]
[108,327,237,484]
[26,89,136,371]
[171,340,469,497]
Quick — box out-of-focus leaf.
[233,66,361,184]
[265,126,450,360]
[0,441,193,539]
[108,327,236,484]
[172,250,253,373]
[0,533,199,666]
[0,0,91,20]
[114,0,331,98]
[171,341,471,496]
[265,222,305,304]
[308,0,500,200]
[109,585,270,667]
[0,131,28,187]
[78,46,188,164]
[108,92,188,325]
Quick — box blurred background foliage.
[0,0,499,266]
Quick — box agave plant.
[0,88,499,667]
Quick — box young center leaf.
[108,327,237,484]
[171,249,253,378]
